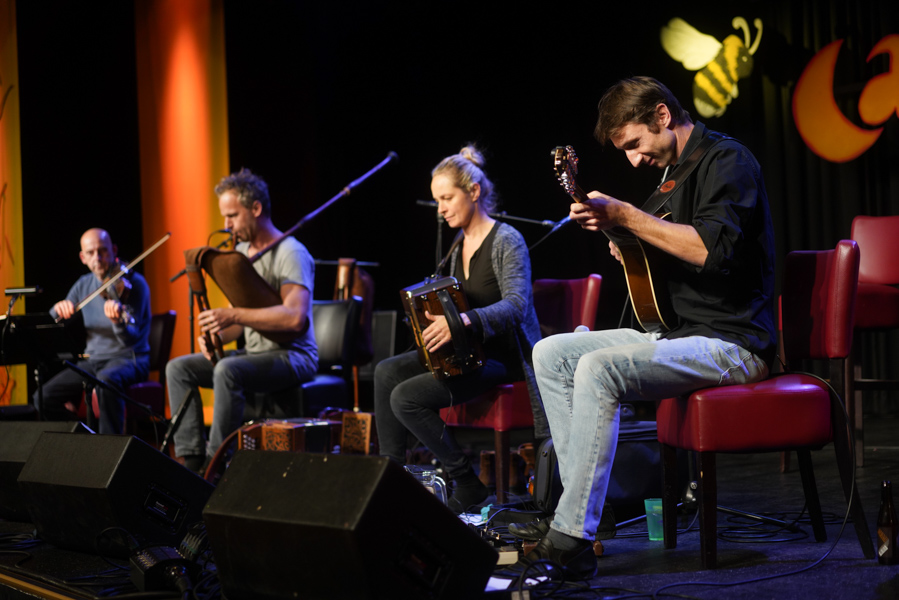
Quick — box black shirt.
[661,122,777,367]
[455,222,517,364]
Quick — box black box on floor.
[0,421,92,522]
[204,450,498,600]
[17,433,213,557]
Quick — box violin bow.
[64,232,172,320]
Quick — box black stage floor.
[1,416,898,599]
[513,415,899,600]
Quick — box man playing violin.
[34,228,151,434]
[166,168,318,474]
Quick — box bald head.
[79,228,117,280]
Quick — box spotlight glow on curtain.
[134,0,229,417]
[0,0,26,405]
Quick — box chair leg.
[697,451,718,569]
[829,364,876,559]
[851,360,864,468]
[780,450,791,473]
[495,429,510,504]
[796,449,827,542]
[661,442,679,549]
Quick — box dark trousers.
[34,355,149,434]
[373,350,515,478]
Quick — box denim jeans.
[374,350,517,478]
[533,328,769,541]
[166,349,317,459]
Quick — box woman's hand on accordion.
[423,310,471,352]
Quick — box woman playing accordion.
[374,146,547,514]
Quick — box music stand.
[0,313,84,419]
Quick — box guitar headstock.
[552,145,579,196]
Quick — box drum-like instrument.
[400,276,484,380]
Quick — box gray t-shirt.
[236,236,317,361]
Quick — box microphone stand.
[528,218,573,252]
[61,360,163,437]
[416,199,570,255]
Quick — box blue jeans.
[374,350,518,478]
[34,354,149,434]
[533,328,769,541]
[166,349,317,459]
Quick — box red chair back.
[532,274,602,337]
[851,215,899,285]
[781,240,859,364]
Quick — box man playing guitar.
[504,77,777,580]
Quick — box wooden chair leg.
[698,451,718,569]
[495,429,510,504]
[661,442,679,549]
[796,449,827,542]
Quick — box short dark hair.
[594,76,692,145]
[214,168,271,218]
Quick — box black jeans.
[34,354,149,434]
[373,350,516,478]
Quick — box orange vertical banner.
[134,0,229,395]
[0,0,27,405]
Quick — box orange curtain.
[134,0,229,413]
[0,0,26,405]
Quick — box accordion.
[400,276,485,380]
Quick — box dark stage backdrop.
[17,1,899,407]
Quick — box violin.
[59,233,171,324]
[99,260,135,324]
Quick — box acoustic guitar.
[552,145,675,333]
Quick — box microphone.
[550,216,572,233]
[209,229,234,249]
[4,286,42,297]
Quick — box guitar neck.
[567,184,634,246]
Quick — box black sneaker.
[508,516,552,540]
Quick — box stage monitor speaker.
[0,421,92,522]
[17,433,214,557]
[204,451,498,600]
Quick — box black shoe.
[181,454,206,474]
[447,478,489,515]
[508,516,553,540]
[499,535,597,581]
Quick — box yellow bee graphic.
[661,17,763,118]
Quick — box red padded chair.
[440,274,602,504]
[656,240,874,569]
[848,215,899,466]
